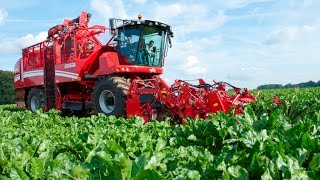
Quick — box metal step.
[44,47,56,110]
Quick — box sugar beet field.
[0,88,320,179]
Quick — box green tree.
[0,70,15,104]
[257,80,320,90]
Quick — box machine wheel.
[27,88,45,112]
[93,77,130,117]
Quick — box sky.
[0,0,319,89]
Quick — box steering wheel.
[124,36,137,55]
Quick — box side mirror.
[168,36,172,48]
[109,18,117,34]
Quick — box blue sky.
[0,0,319,89]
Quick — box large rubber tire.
[93,77,130,117]
[27,88,45,112]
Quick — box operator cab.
[110,17,173,67]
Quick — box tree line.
[257,80,320,90]
[0,70,15,105]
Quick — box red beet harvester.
[13,12,255,123]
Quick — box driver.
[143,40,156,65]
[146,40,155,56]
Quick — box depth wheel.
[93,77,130,117]
[27,88,45,112]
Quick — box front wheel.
[93,77,129,117]
[27,88,45,112]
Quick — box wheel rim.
[30,96,40,112]
[99,90,115,114]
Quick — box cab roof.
[116,19,174,37]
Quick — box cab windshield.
[117,26,167,67]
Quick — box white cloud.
[177,36,221,53]
[152,3,188,23]
[175,10,227,35]
[132,0,147,4]
[226,72,252,82]
[180,56,206,75]
[0,9,8,25]
[264,24,318,45]
[90,0,129,20]
[0,32,47,53]
[149,3,227,36]
[241,66,260,73]
[240,65,265,78]
[224,0,253,9]
[163,34,221,77]
[220,65,264,84]
[303,0,313,7]
[178,55,207,77]
[217,0,275,10]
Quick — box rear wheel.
[27,88,45,112]
[93,77,130,117]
